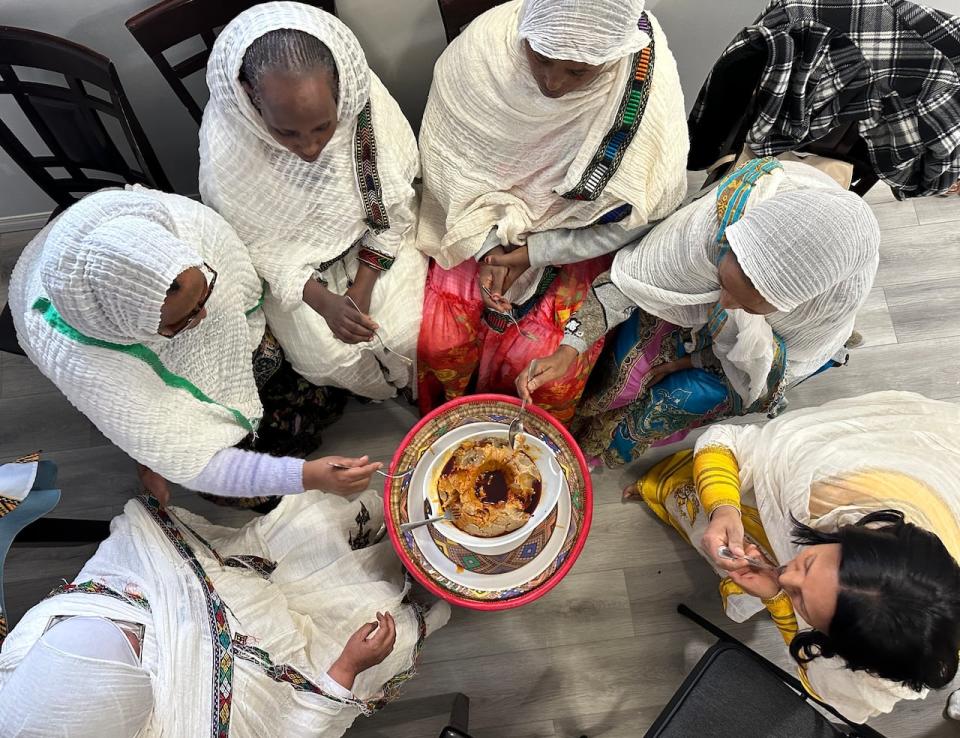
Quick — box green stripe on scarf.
[33,297,259,434]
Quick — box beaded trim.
[562,14,655,201]
[355,101,390,234]
[358,245,395,272]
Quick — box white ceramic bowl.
[419,425,564,554]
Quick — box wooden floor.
[2,183,959,737]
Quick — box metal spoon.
[399,507,460,533]
[509,359,536,450]
[343,295,413,365]
[327,461,413,480]
[478,283,537,341]
[717,545,782,572]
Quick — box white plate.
[410,422,563,553]
[413,477,571,592]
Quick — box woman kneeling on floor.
[0,485,449,736]
[630,391,960,722]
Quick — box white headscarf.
[696,391,960,722]
[611,161,879,405]
[40,197,199,345]
[416,0,687,270]
[9,188,266,483]
[199,1,420,309]
[518,0,650,65]
[0,618,153,738]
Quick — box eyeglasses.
[161,262,218,338]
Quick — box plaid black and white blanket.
[689,0,960,198]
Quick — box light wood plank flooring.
[1,184,959,737]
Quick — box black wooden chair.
[0,305,22,357]
[126,0,337,125]
[0,26,171,209]
[645,605,888,737]
[437,0,510,43]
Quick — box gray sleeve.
[527,221,655,268]
[560,270,637,353]
[183,447,305,497]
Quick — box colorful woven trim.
[562,14,655,201]
[223,555,277,579]
[715,156,783,244]
[137,496,234,738]
[232,638,373,715]
[481,265,559,333]
[355,101,390,234]
[358,245,395,272]
[46,580,152,612]
[32,298,260,435]
[0,612,6,647]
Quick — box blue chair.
[0,460,110,644]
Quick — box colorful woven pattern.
[223,555,277,579]
[562,14,655,201]
[385,395,592,610]
[427,508,559,575]
[354,101,390,234]
[358,246,395,272]
[138,496,234,738]
[232,598,427,716]
[46,580,152,612]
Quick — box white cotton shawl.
[518,0,650,65]
[9,188,265,483]
[0,491,448,737]
[416,0,688,271]
[199,1,421,310]
[611,161,879,405]
[696,391,960,722]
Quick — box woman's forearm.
[183,448,305,497]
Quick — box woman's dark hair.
[789,509,960,691]
[239,29,340,106]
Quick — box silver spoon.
[344,295,413,365]
[327,461,413,480]
[509,359,536,450]
[717,545,782,572]
[478,283,537,341]
[399,507,460,533]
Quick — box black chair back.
[0,26,171,208]
[126,0,337,125]
[437,0,510,43]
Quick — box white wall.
[1,0,959,220]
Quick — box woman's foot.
[622,480,643,503]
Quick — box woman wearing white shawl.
[627,391,960,723]
[416,0,688,423]
[199,2,427,400]
[0,490,450,737]
[518,158,879,466]
[8,188,380,505]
